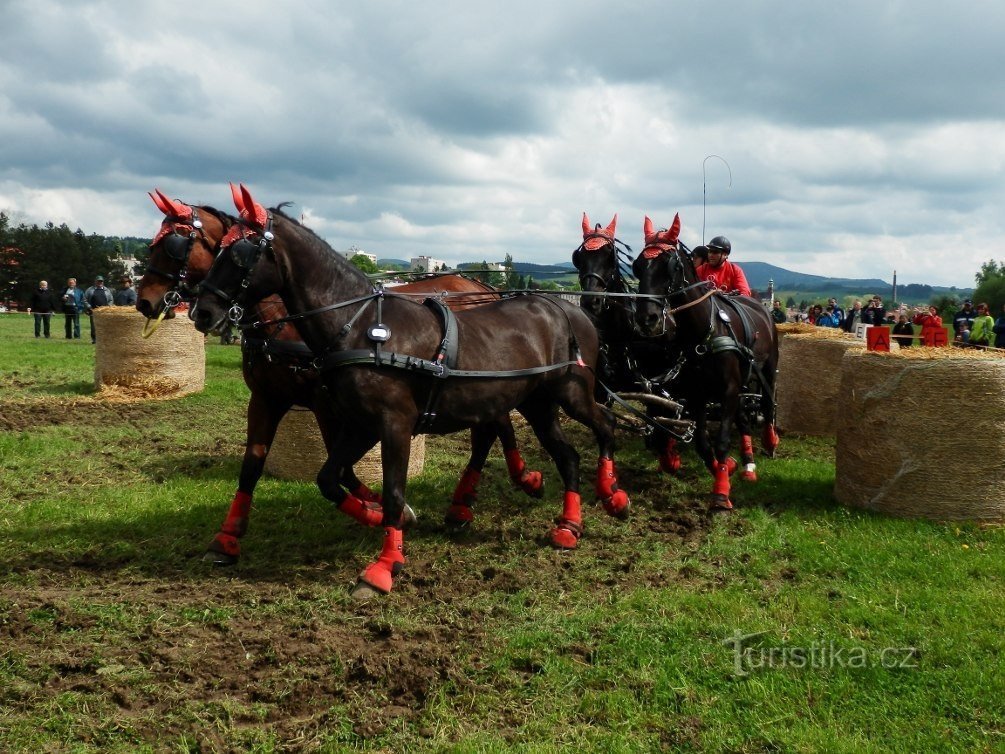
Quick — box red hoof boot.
[550,518,583,550]
[513,469,545,499]
[708,457,738,477]
[352,483,382,504]
[762,425,780,458]
[658,438,682,475]
[709,494,734,514]
[205,532,240,565]
[338,494,384,527]
[741,463,758,482]
[601,489,631,519]
[354,528,405,596]
[444,504,474,529]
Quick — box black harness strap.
[241,335,315,363]
[415,298,459,432]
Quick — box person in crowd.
[114,276,137,307]
[827,297,845,323]
[862,295,886,326]
[807,303,823,325]
[969,303,995,348]
[912,305,942,329]
[892,313,915,348]
[816,302,841,327]
[841,299,863,332]
[83,275,114,344]
[770,300,787,324]
[694,236,751,296]
[955,321,971,345]
[61,277,84,339]
[952,299,977,336]
[994,303,1005,349]
[27,280,57,338]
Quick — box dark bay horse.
[192,184,630,597]
[572,213,690,471]
[137,189,542,565]
[633,220,779,511]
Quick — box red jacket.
[912,313,942,328]
[694,259,751,296]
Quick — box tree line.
[0,212,152,307]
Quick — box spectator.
[994,304,1005,349]
[912,305,942,329]
[83,276,114,344]
[862,295,886,326]
[28,280,57,338]
[816,303,841,327]
[61,277,84,339]
[770,300,787,324]
[114,276,137,307]
[807,304,823,325]
[952,299,977,336]
[955,321,971,346]
[694,236,751,296]
[969,303,995,348]
[892,313,915,348]
[841,299,863,333]
[827,297,845,323]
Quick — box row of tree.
[0,212,152,308]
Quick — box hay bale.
[264,409,426,485]
[834,348,1005,521]
[776,331,863,436]
[93,307,205,401]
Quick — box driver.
[694,235,751,296]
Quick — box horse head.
[191,184,287,335]
[137,189,232,320]
[633,213,688,338]
[571,212,620,317]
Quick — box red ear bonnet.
[149,189,192,221]
[231,183,268,229]
[642,213,681,258]
[582,213,618,251]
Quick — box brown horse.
[633,217,779,512]
[137,190,542,565]
[192,184,630,597]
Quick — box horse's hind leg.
[734,400,758,483]
[445,423,498,529]
[205,392,289,565]
[562,395,631,519]
[496,415,544,498]
[760,362,780,458]
[518,400,584,550]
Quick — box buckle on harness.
[368,324,390,342]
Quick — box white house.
[410,256,448,272]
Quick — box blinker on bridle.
[141,207,207,338]
[201,213,275,325]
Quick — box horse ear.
[149,190,171,216]
[230,182,246,214]
[605,215,617,238]
[154,189,189,219]
[239,184,267,227]
[643,215,654,242]
[582,212,591,237]
[668,212,681,243]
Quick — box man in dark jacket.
[28,280,57,338]
[114,277,137,307]
[861,295,886,326]
[83,276,114,344]
[952,300,977,336]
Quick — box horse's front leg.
[352,421,413,598]
[496,415,544,498]
[708,390,740,513]
[204,392,289,565]
[314,396,382,505]
[446,423,498,529]
[734,401,758,483]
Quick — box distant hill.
[741,262,888,292]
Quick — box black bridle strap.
[237,292,380,330]
[316,349,583,380]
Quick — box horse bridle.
[575,234,636,308]
[200,213,276,325]
[146,206,212,311]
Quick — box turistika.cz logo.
[722,630,920,677]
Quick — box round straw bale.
[776,331,863,436]
[93,307,205,401]
[834,348,1005,521]
[264,409,426,485]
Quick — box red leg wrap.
[338,493,384,527]
[658,438,682,474]
[707,456,738,477]
[445,504,474,526]
[506,449,543,497]
[357,527,405,594]
[741,435,754,464]
[762,424,780,456]
[596,457,630,517]
[221,490,252,538]
[451,467,481,505]
[712,462,732,497]
[352,483,382,504]
[551,491,583,549]
[209,532,241,557]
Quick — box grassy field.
[0,312,1003,753]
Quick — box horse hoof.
[350,580,385,600]
[203,550,239,567]
[444,504,473,531]
[741,470,758,482]
[550,519,583,549]
[401,504,418,530]
[708,495,734,514]
[601,493,631,519]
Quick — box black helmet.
[707,236,731,255]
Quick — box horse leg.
[709,388,740,513]
[658,436,683,475]
[352,422,413,598]
[519,400,584,550]
[445,423,498,529]
[760,365,780,458]
[564,397,630,518]
[497,415,544,498]
[204,392,288,565]
[734,405,758,483]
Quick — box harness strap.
[415,298,460,433]
[316,349,583,379]
[241,335,315,361]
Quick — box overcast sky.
[2,1,1002,287]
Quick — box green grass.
[0,312,1003,753]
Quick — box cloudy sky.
[2,1,1002,287]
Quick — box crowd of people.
[26,275,137,342]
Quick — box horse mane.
[197,205,236,233]
[268,204,371,288]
